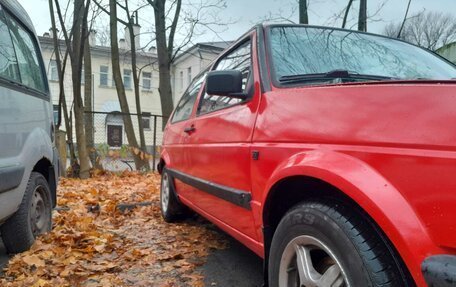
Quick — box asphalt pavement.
[201,234,264,287]
[0,238,8,273]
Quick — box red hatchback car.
[159,24,456,287]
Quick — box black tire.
[1,172,52,254]
[160,168,188,222]
[268,200,411,287]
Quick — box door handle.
[184,125,195,134]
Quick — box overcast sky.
[21,0,456,46]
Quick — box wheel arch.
[32,157,56,208]
[158,149,171,174]
[261,150,429,285]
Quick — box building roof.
[38,35,158,62]
[172,41,233,64]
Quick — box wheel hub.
[30,186,50,237]
[279,235,348,287]
[161,173,170,213]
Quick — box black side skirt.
[0,165,25,194]
[167,168,252,210]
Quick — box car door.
[182,33,262,241]
[162,71,207,199]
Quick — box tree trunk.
[71,0,91,179]
[109,0,146,170]
[342,0,354,28]
[299,0,309,24]
[127,22,150,170]
[397,0,412,38]
[358,0,367,31]
[153,0,175,130]
[49,0,77,175]
[84,36,99,168]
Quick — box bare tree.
[93,0,151,170]
[383,11,456,51]
[48,0,79,176]
[299,0,308,24]
[108,0,148,170]
[146,0,181,129]
[54,0,92,178]
[397,0,412,38]
[145,0,227,129]
[342,0,354,28]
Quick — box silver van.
[0,0,58,253]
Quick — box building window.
[179,70,183,91]
[142,72,151,90]
[142,117,151,130]
[100,65,108,86]
[124,69,131,89]
[53,104,59,124]
[187,66,192,86]
[49,60,58,81]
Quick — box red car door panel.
[183,34,261,241]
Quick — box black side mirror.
[205,70,246,99]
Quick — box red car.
[159,24,456,287]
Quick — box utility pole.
[358,0,367,32]
[299,0,309,24]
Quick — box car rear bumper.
[422,255,456,287]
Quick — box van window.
[7,12,46,92]
[0,9,20,82]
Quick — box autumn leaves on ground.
[0,172,228,286]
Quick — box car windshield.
[267,26,456,86]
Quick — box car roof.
[0,0,35,34]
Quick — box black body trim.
[256,25,271,93]
[167,168,252,210]
[422,255,456,287]
[0,165,24,193]
[0,77,49,101]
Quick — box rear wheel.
[1,172,52,254]
[269,200,410,287]
[160,168,188,222]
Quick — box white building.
[437,42,456,64]
[172,41,232,101]
[39,28,230,154]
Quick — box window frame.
[99,65,109,87]
[170,67,209,124]
[123,68,132,89]
[264,24,456,89]
[49,60,58,81]
[196,35,254,117]
[142,71,152,90]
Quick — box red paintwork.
[161,27,456,286]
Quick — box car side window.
[0,9,20,82]
[6,12,46,92]
[197,40,251,115]
[171,70,207,123]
